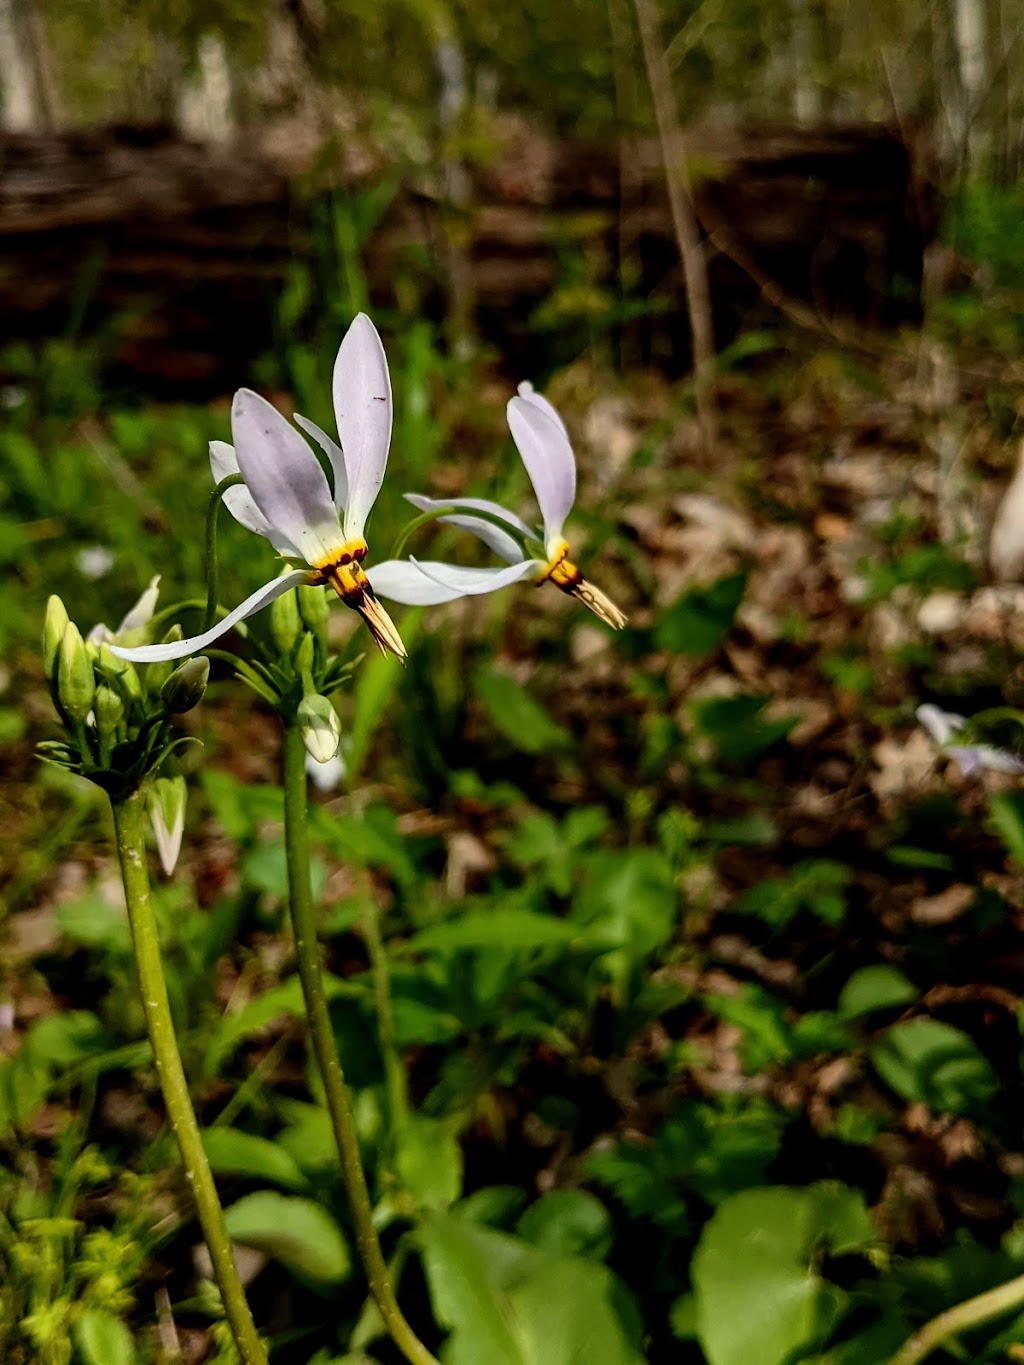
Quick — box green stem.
[205,475,245,630]
[889,1273,1024,1365]
[282,723,438,1365]
[111,790,268,1365]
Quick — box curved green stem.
[281,722,438,1365]
[110,789,267,1365]
[362,893,408,1138]
[889,1274,1024,1365]
[205,475,246,630]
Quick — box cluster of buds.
[39,586,208,853]
[220,583,355,768]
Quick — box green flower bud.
[297,694,341,764]
[145,625,184,695]
[270,589,302,658]
[160,657,209,714]
[98,644,142,702]
[298,584,330,646]
[57,623,96,722]
[42,596,70,679]
[93,684,124,737]
[148,775,187,875]
[294,631,315,684]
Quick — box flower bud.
[43,596,70,679]
[294,631,315,683]
[270,589,302,658]
[148,775,186,875]
[93,684,124,737]
[160,657,209,714]
[298,585,329,647]
[297,694,341,764]
[57,622,95,722]
[145,625,183,695]
[98,644,142,703]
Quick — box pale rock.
[917,591,966,634]
[989,441,1024,582]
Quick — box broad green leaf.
[418,1213,644,1365]
[396,1114,463,1210]
[202,1128,309,1193]
[224,1192,351,1287]
[348,610,423,779]
[474,666,572,754]
[74,1309,135,1365]
[693,1184,874,1365]
[870,1018,998,1115]
[690,693,795,765]
[56,892,130,951]
[838,965,918,1020]
[654,572,746,656]
[28,1011,113,1065]
[516,1190,613,1261]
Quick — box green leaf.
[516,1191,613,1261]
[474,666,573,754]
[202,1128,309,1193]
[990,790,1024,866]
[348,609,423,780]
[735,860,851,929]
[693,1184,875,1365]
[654,572,746,656]
[28,1011,113,1065]
[418,1213,645,1365]
[56,892,131,951]
[396,1114,463,1210]
[74,1310,135,1365]
[838,965,918,1020]
[690,694,795,765]
[224,1192,351,1287]
[399,909,586,956]
[870,1018,998,1115]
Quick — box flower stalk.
[110,788,267,1365]
[890,1272,1024,1365]
[281,722,437,1365]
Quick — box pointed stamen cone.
[356,588,408,661]
[566,577,628,629]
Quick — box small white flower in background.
[148,775,187,875]
[375,381,627,629]
[306,749,347,792]
[76,545,116,581]
[916,703,1024,777]
[88,575,161,647]
[110,314,453,669]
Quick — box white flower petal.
[294,413,348,512]
[434,515,525,565]
[409,555,542,599]
[916,703,968,747]
[972,744,1024,774]
[109,570,309,663]
[517,380,569,439]
[506,395,576,554]
[231,390,343,565]
[334,313,392,541]
[366,559,476,606]
[118,575,161,634]
[405,492,536,541]
[210,440,300,556]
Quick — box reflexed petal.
[231,390,343,564]
[405,492,536,541]
[294,413,348,512]
[517,380,569,439]
[407,556,542,601]
[333,313,392,540]
[117,575,161,634]
[366,559,477,606]
[434,515,525,565]
[210,440,300,555]
[506,395,576,554]
[109,569,310,663]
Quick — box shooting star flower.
[917,703,1024,777]
[384,382,627,628]
[111,314,439,667]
